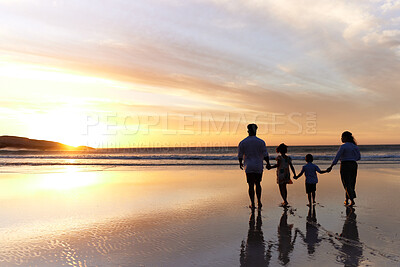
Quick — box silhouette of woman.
[339,207,363,266]
[327,131,361,206]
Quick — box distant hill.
[0,136,94,151]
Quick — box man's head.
[247,124,258,136]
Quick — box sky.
[0,0,399,147]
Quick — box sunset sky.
[1,0,399,147]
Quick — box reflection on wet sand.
[240,209,272,267]
[297,205,321,255]
[277,207,298,265]
[338,207,363,267]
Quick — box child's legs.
[306,183,316,203]
[307,193,312,204]
[279,184,287,202]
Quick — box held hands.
[293,175,298,180]
[266,163,271,170]
[326,166,332,173]
[240,162,244,170]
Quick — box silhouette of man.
[240,209,272,267]
[238,124,270,209]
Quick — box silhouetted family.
[238,123,361,208]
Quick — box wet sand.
[0,165,399,266]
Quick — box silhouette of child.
[294,154,329,206]
[269,143,296,206]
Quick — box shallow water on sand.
[0,165,399,266]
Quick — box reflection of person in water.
[278,207,297,265]
[297,205,321,255]
[240,209,272,267]
[339,207,363,267]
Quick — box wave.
[1,154,400,161]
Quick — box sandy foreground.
[0,164,399,266]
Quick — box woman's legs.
[279,184,288,204]
[340,162,358,205]
[349,164,357,205]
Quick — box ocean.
[0,145,399,167]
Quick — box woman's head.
[341,131,357,145]
[276,143,288,154]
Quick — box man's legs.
[255,181,262,207]
[246,173,263,209]
[248,181,255,208]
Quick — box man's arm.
[239,158,244,170]
[263,142,271,169]
[264,156,271,169]
[238,142,244,170]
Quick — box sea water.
[0,145,399,168]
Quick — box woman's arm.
[355,145,361,161]
[328,145,344,171]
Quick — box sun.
[25,104,108,148]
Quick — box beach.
[0,163,399,266]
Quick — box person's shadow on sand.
[277,207,298,265]
[297,205,321,255]
[338,207,363,267]
[240,209,272,266]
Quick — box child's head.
[276,143,288,154]
[305,154,313,163]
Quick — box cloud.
[381,0,400,12]
[0,0,399,143]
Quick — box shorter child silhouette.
[294,154,329,206]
